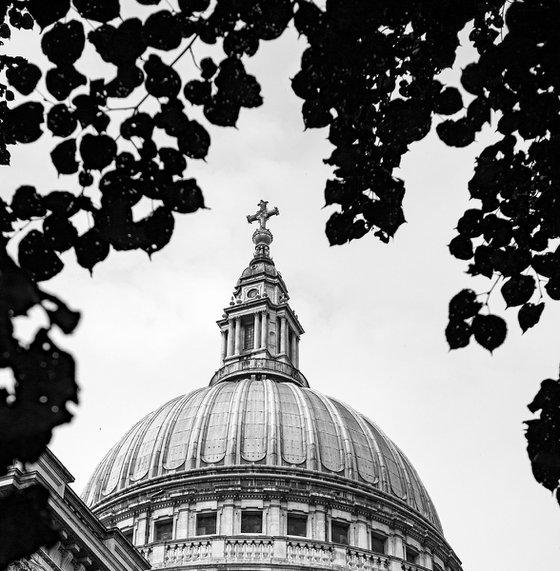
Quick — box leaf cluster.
[526,377,560,503]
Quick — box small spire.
[247,200,279,258]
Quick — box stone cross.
[247,200,279,230]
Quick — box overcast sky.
[4,8,560,571]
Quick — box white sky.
[3,9,560,571]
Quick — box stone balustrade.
[210,357,309,387]
[137,536,397,570]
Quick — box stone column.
[290,332,297,364]
[280,316,286,354]
[220,330,227,362]
[261,311,268,352]
[254,312,261,349]
[312,506,327,541]
[227,319,235,357]
[221,501,235,536]
[294,337,299,368]
[234,317,241,355]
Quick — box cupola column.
[261,311,268,352]
[254,312,261,349]
[220,330,227,361]
[227,319,235,357]
[234,316,242,355]
[295,337,300,368]
[280,316,286,354]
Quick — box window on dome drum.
[154,520,173,542]
[196,512,217,536]
[287,513,307,537]
[405,545,419,564]
[122,529,134,545]
[241,511,263,533]
[331,520,349,545]
[243,318,254,351]
[371,532,386,554]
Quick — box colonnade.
[220,312,299,366]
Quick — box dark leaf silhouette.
[445,318,472,350]
[145,11,182,51]
[449,289,482,320]
[163,179,204,213]
[50,139,79,175]
[40,292,81,334]
[74,228,110,273]
[501,275,536,307]
[11,186,46,219]
[18,231,64,282]
[41,21,85,66]
[6,61,41,95]
[518,303,545,333]
[27,0,70,29]
[4,102,44,144]
[46,65,87,100]
[47,104,77,137]
[43,215,78,253]
[472,314,507,352]
[79,133,116,170]
[526,377,560,493]
[74,0,121,23]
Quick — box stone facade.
[2,450,147,571]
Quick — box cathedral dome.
[83,377,441,531]
[84,202,462,571]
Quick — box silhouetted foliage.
[1,0,560,565]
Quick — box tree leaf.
[501,274,536,307]
[41,21,85,66]
[449,289,482,320]
[43,215,78,253]
[50,139,79,175]
[27,0,70,29]
[518,302,545,333]
[472,314,507,352]
[74,228,110,273]
[144,10,182,50]
[79,134,116,171]
[6,61,41,95]
[45,65,86,100]
[18,231,64,282]
[445,318,472,349]
[47,104,77,137]
[4,102,44,144]
[11,186,46,219]
[73,0,120,23]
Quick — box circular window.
[247,288,258,299]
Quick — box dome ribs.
[185,384,221,469]
[264,378,280,466]
[130,399,174,482]
[226,379,249,465]
[163,389,206,471]
[277,382,306,466]
[301,390,344,473]
[201,383,236,464]
[363,419,407,500]
[240,379,268,463]
[331,399,379,484]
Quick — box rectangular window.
[154,520,173,542]
[371,532,386,554]
[287,513,307,537]
[241,511,263,533]
[122,529,134,545]
[243,319,255,350]
[405,545,419,564]
[331,520,349,545]
[196,512,217,536]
